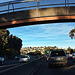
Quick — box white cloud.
[37,23,75,37]
[8,22,75,49]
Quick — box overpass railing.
[0,0,75,14]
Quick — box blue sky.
[7,22,75,49]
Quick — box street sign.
[45,51,49,53]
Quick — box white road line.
[31,63,41,75]
[0,58,41,74]
[0,63,27,73]
[0,63,19,68]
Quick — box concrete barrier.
[0,57,43,75]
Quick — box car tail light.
[66,57,68,60]
[63,62,65,64]
[47,56,49,58]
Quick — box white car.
[19,55,30,63]
[72,53,75,62]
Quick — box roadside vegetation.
[44,46,75,55]
[69,28,75,39]
[27,51,41,55]
[0,29,22,59]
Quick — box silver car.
[48,50,68,68]
[19,55,30,63]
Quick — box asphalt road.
[0,55,41,75]
[0,56,75,75]
[34,59,75,75]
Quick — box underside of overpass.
[0,6,75,29]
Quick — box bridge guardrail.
[0,0,75,15]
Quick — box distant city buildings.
[20,46,45,55]
[20,46,67,55]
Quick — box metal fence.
[0,0,75,14]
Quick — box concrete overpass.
[0,0,75,29]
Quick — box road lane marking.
[0,57,42,74]
[0,63,27,73]
[0,63,20,68]
[30,63,41,75]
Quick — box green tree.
[8,35,22,55]
[73,49,75,52]
[0,29,22,57]
[69,29,75,53]
[34,51,41,55]
[0,29,10,55]
[69,28,75,39]
[44,47,50,51]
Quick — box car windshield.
[50,51,66,57]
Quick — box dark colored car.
[72,53,75,62]
[48,50,68,68]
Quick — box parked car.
[72,53,75,62]
[0,56,4,65]
[19,55,30,63]
[48,50,68,68]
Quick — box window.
[51,51,66,57]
